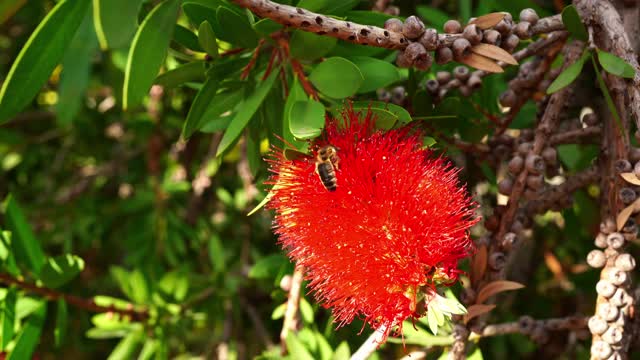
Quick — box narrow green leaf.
[349,56,400,93]
[54,300,68,348]
[3,195,45,274]
[123,0,180,110]
[0,0,91,123]
[154,62,206,89]
[350,101,411,128]
[283,78,311,152]
[309,57,363,99]
[57,10,98,125]
[248,254,287,279]
[107,329,144,360]
[7,302,46,360]
[289,99,326,139]
[173,24,203,52]
[290,30,337,61]
[286,333,315,360]
[208,234,225,273]
[561,5,588,41]
[93,0,143,50]
[182,2,224,40]
[198,21,219,58]
[216,7,258,48]
[137,339,158,360]
[547,51,589,94]
[216,69,279,157]
[39,254,85,288]
[597,50,636,79]
[253,18,283,37]
[1,287,17,350]
[416,6,448,29]
[182,76,220,139]
[299,298,314,324]
[331,342,351,360]
[459,0,471,22]
[200,88,245,132]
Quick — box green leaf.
[344,10,394,26]
[253,18,283,37]
[200,89,245,132]
[289,99,326,139]
[93,0,143,50]
[299,298,314,324]
[216,7,258,48]
[123,0,180,110]
[208,234,225,274]
[297,0,359,15]
[107,329,144,360]
[349,56,400,93]
[427,306,439,335]
[216,69,279,157]
[309,57,363,99]
[54,300,68,348]
[0,0,27,25]
[282,78,311,152]
[7,301,46,360]
[459,0,471,22]
[3,195,45,274]
[290,30,337,61]
[182,76,220,139]
[547,51,589,94]
[198,21,219,58]
[154,62,206,89]
[39,254,85,288]
[1,287,16,350]
[597,50,636,79]
[561,5,588,41]
[173,24,203,52]
[0,0,91,123]
[331,342,351,360]
[137,339,158,360]
[286,333,315,360]
[416,6,448,29]
[56,11,98,125]
[592,56,626,139]
[350,101,411,129]
[248,254,288,279]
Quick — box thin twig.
[280,265,305,353]
[350,324,389,360]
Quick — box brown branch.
[548,126,601,145]
[0,273,149,321]
[280,265,304,354]
[232,0,565,51]
[471,315,588,338]
[524,165,600,214]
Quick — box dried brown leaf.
[476,280,525,305]
[459,53,504,73]
[471,245,488,284]
[471,43,518,65]
[469,12,506,29]
[616,197,640,230]
[620,172,640,186]
[464,304,496,324]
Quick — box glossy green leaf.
[7,301,46,360]
[198,21,218,58]
[332,342,351,360]
[349,101,411,129]
[282,78,311,152]
[547,52,589,94]
[416,6,447,28]
[349,56,400,93]
[182,76,220,139]
[200,88,245,132]
[309,57,363,99]
[0,0,91,123]
[286,333,315,360]
[154,62,206,89]
[216,7,258,48]
[93,0,143,50]
[216,69,279,157]
[290,30,337,61]
[3,195,45,274]
[123,0,180,110]
[182,2,221,35]
[54,300,68,348]
[297,0,359,15]
[57,11,98,125]
[0,231,19,276]
[173,24,203,52]
[1,286,16,350]
[107,329,144,360]
[39,254,85,288]
[592,56,626,138]
[561,5,587,41]
[289,99,326,139]
[137,339,159,360]
[344,10,394,26]
[299,298,314,324]
[248,253,287,279]
[597,50,636,79]
[208,234,225,273]
[253,18,282,37]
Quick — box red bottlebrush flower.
[266,108,478,340]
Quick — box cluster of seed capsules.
[377,8,541,102]
[586,165,639,358]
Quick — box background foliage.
[0,0,635,359]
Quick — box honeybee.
[315,145,339,191]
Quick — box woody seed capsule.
[634,160,640,177]
[582,112,598,126]
[463,24,483,44]
[443,19,462,34]
[452,38,472,60]
[609,288,628,307]
[501,232,517,250]
[541,147,557,164]
[396,51,412,68]
[518,316,535,333]
[488,252,506,270]
[595,280,616,298]
[404,42,427,62]
[588,316,607,335]
[414,53,433,71]
[591,341,613,359]
[391,86,405,105]
[595,233,608,248]
[467,75,482,89]
[606,232,625,249]
[425,79,439,94]
[601,219,616,234]
[586,250,606,268]
[498,178,513,195]
[614,159,632,173]
[384,18,403,33]
[614,253,635,271]
[508,156,524,174]
[630,148,640,163]
[435,47,453,64]
[403,16,425,39]
[499,89,517,107]
[494,19,513,35]
[519,8,539,25]
[454,66,470,81]
[597,302,619,322]
[606,267,627,286]
[483,29,502,45]
[526,174,544,190]
[525,154,545,174]
[436,71,451,84]
[502,34,520,52]
[376,88,392,102]
[602,326,623,345]
[419,28,439,51]
[619,187,636,204]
